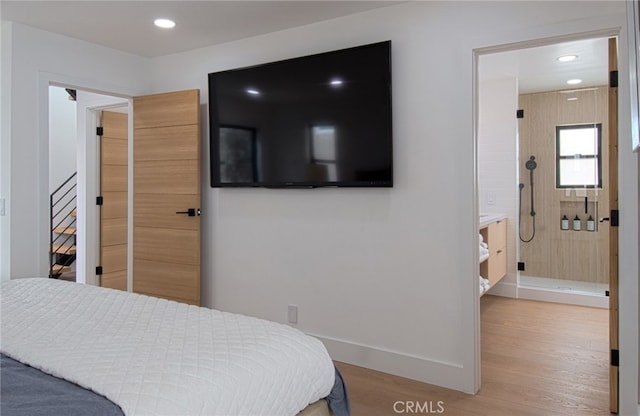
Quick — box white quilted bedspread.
[0,278,334,415]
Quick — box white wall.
[149,0,636,401]
[49,86,76,193]
[478,77,519,296]
[0,22,150,281]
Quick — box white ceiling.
[480,37,610,94]
[0,1,402,58]
[1,1,609,93]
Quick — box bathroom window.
[555,123,602,188]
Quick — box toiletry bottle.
[587,215,595,231]
[573,215,581,231]
[561,215,569,230]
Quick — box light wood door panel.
[102,191,127,219]
[133,89,201,305]
[101,271,127,291]
[101,218,127,247]
[133,90,199,129]
[134,160,199,195]
[100,110,128,291]
[102,244,127,273]
[101,165,127,192]
[102,138,128,165]
[134,125,198,161]
[133,259,199,304]
[134,194,199,230]
[103,111,128,139]
[134,227,199,265]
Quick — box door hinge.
[96,126,104,136]
[96,266,103,276]
[517,262,525,271]
[516,109,524,119]
[610,70,618,88]
[611,349,619,367]
[96,196,103,206]
[611,209,619,227]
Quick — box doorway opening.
[47,85,129,286]
[475,31,618,413]
[477,36,612,306]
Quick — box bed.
[0,278,349,416]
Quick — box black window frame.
[555,123,603,189]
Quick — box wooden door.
[100,111,128,290]
[607,37,619,414]
[132,90,201,305]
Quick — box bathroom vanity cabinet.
[480,216,507,292]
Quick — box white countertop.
[479,213,507,228]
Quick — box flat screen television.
[208,40,393,188]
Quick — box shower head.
[525,156,537,171]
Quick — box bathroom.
[478,36,612,308]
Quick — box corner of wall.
[0,21,13,281]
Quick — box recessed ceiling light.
[329,79,344,87]
[246,88,260,96]
[566,79,582,85]
[154,18,176,29]
[557,55,578,62]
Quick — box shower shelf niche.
[559,200,599,232]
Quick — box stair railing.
[49,172,77,278]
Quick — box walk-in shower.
[517,88,609,301]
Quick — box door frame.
[472,27,621,396]
[81,98,130,287]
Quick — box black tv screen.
[208,40,393,188]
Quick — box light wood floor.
[335,295,609,416]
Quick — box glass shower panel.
[517,87,608,295]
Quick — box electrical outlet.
[287,304,298,324]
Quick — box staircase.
[49,172,77,278]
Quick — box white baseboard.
[486,281,517,298]
[311,334,475,394]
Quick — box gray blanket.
[1,354,124,416]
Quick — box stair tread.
[53,226,76,235]
[51,243,76,254]
[51,264,71,274]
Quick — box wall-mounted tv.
[208,40,393,188]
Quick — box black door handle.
[599,217,609,223]
[176,208,200,217]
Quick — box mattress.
[1,278,339,415]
